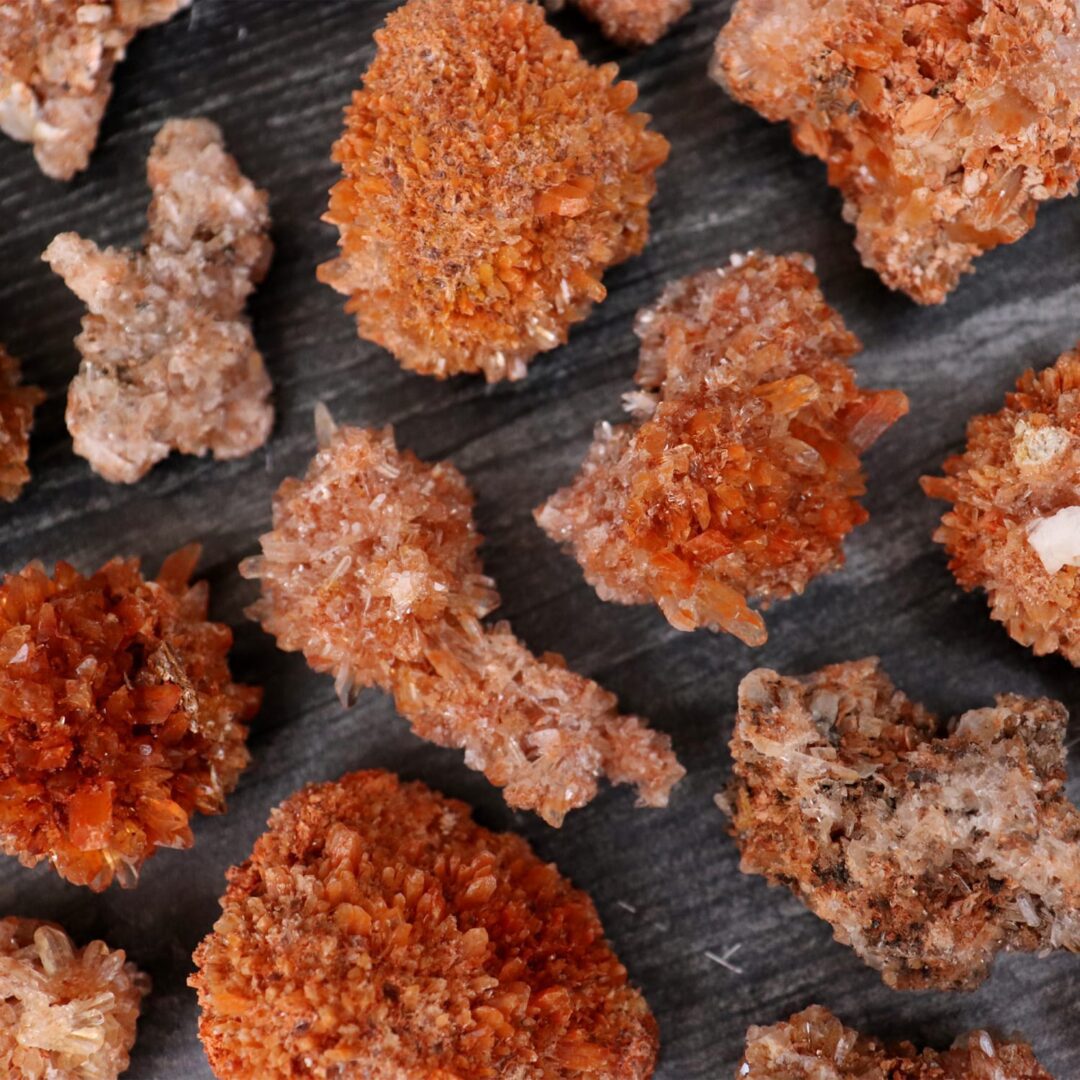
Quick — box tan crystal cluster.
[44,118,273,484]
[0,0,191,181]
[739,1005,1052,1079]
[242,415,682,827]
[0,916,148,1079]
[548,0,691,45]
[0,345,45,502]
[192,771,659,1080]
[536,253,907,644]
[922,347,1080,664]
[725,658,1080,990]
[712,0,1080,303]
[318,0,669,381]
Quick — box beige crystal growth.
[548,0,690,45]
[44,118,274,483]
[0,0,191,181]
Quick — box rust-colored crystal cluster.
[242,415,682,827]
[922,347,1080,664]
[318,0,669,381]
[536,253,907,644]
[44,118,273,483]
[192,770,658,1080]
[0,0,191,181]
[548,0,690,45]
[712,0,1080,304]
[0,915,148,1080]
[739,1005,1052,1079]
[0,545,259,890]
[725,658,1080,989]
[0,345,44,503]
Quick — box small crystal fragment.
[536,253,907,644]
[318,0,669,381]
[724,658,1080,990]
[192,770,659,1079]
[43,118,274,483]
[0,345,45,503]
[547,0,690,45]
[242,421,683,826]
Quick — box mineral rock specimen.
[192,770,659,1080]
[242,415,682,827]
[922,347,1080,664]
[0,916,148,1079]
[724,658,1080,990]
[712,0,1080,304]
[0,346,45,503]
[739,1005,1053,1079]
[535,253,907,645]
[547,0,690,45]
[0,545,259,890]
[318,0,669,381]
[44,118,274,483]
[0,0,191,181]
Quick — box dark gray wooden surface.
[1,1,1078,1076]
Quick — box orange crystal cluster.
[712,0,1080,304]
[739,1005,1052,1079]
[726,659,1080,990]
[548,0,691,45]
[0,916,149,1079]
[192,770,659,1080]
[536,253,908,644]
[0,545,259,890]
[922,347,1080,664]
[0,345,44,503]
[242,415,683,827]
[318,0,669,381]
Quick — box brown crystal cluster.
[548,0,691,45]
[922,347,1080,664]
[44,118,273,483]
[712,0,1080,304]
[739,1005,1052,1079]
[192,771,658,1080]
[725,658,1080,990]
[536,253,907,645]
[0,916,149,1080]
[0,0,191,181]
[0,345,45,502]
[242,415,682,827]
[0,545,259,890]
[318,0,669,381]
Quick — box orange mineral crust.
[242,415,683,827]
[739,1005,1052,1079]
[44,118,273,484]
[725,659,1080,990]
[712,0,1080,304]
[0,916,149,1079]
[0,545,259,890]
[548,0,690,45]
[922,348,1080,664]
[191,771,659,1080]
[318,0,669,382]
[0,345,45,503]
[536,253,907,645]
[0,0,191,180]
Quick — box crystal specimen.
[0,915,148,1080]
[922,347,1080,664]
[0,545,259,890]
[724,658,1080,989]
[712,0,1080,304]
[242,415,682,826]
[739,1005,1052,1079]
[192,770,659,1080]
[318,0,669,381]
[536,253,907,645]
[0,345,45,503]
[43,118,273,483]
[547,0,690,45]
[0,0,191,181]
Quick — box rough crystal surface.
[242,417,682,827]
[0,545,259,890]
[0,345,45,503]
[547,0,690,45]
[725,658,1080,990]
[712,0,1080,304]
[43,118,273,483]
[191,770,659,1080]
[318,0,669,381]
[536,253,907,644]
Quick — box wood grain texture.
[1,1,1079,1076]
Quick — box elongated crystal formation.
[0,346,44,502]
